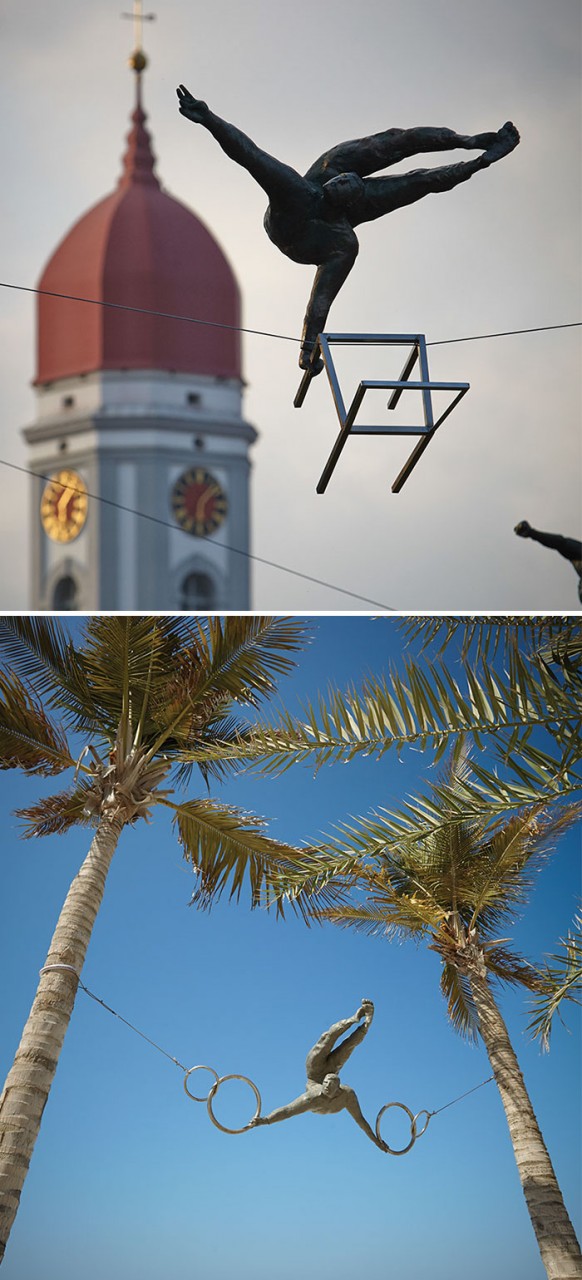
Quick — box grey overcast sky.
[0,0,580,610]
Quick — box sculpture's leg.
[325,1019,372,1075]
[520,527,582,565]
[351,150,503,225]
[305,1012,364,1080]
[304,125,503,184]
[300,245,359,370]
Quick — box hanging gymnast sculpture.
[183,1000,433,1153]
[249,998,387,1150]
[177,85,520,372]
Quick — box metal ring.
[376,1101,418,1155]
[206,1073,262,1134]
[413,1109,432,1140]
[183,1064,220,1102]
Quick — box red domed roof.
[35,83,241,383]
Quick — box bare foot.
[485,121,520,162]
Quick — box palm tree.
[0,614,316,1265]
[280,741,582,1280]
[245,616,582,828]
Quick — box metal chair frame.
[294,333,469,493]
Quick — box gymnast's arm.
[177,85,304,198]
[249,1091,314,1127]
[343,1088,387,1151]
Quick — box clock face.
[40,468,88,543]
[171,467,228,537]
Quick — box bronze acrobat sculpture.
[177,86,520,371]
[249,999,387,1151]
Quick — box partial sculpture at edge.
[249,998,387,1151]
[514,521,582,602]
[177,86,520,372]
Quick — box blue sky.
[0,616,580,1279]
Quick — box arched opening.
[52,574,78,610]
[180,571,216,610]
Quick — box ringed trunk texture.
[469,968,582,1280]
[0,812,124,1265]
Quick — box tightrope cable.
[1,279,580,349]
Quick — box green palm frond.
[0,616,310,761]
[439,961,479,1040]
[16,784,99,837]
[528,913,582,1049]
[166,797,334,919]
[320,902,402,940]
[0,669,74,775]
[480,941,542,991]
[399,616,581,665]
[467,804,582,933]
[323,892,441,938]
[0,616,79,704]
[248,650,579,766]
[242,618,582,829]
[186,615,311,711]
[76,616,190,740]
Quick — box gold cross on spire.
[122,0,156,72]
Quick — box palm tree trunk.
[469,966,582,1280]
[0,812,124,1265]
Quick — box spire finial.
[122,1,156,77]
[118,0,160,189]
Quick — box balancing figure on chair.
[177,86,520,372]
[248,999,387,1151]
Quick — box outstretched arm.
[177,85,305,201]
[250,1091,313,1127]
[343,1088,386,1151]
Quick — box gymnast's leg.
[345,136,516,227]
[177,85,308,203]
[304,123,510,185]
[305,1007,367,1082]
[514,522,582,565]
[325,1021,373,1075]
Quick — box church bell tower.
[23,29,256,610]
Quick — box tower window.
[180,571,215,610]
[52,575,78,610]
[187,392,201,407]
[62,395,75,409]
